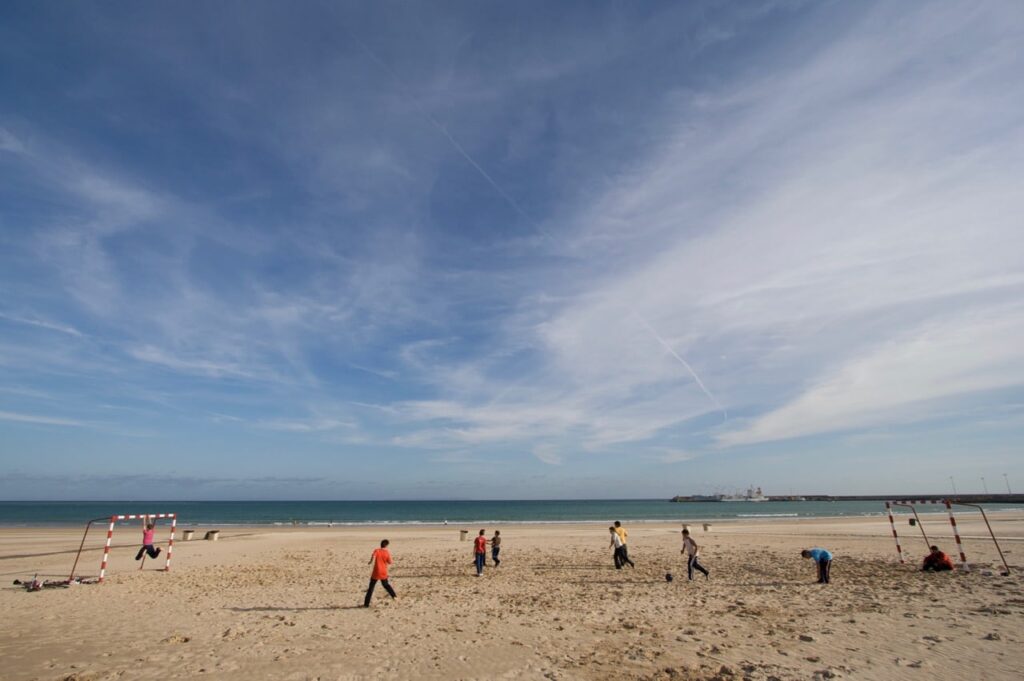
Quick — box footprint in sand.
[161,634,191,644]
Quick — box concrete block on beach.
[204,530,219,541]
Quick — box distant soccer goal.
[69,513,177,583]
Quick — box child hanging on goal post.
[135,521,162,561]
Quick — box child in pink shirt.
[135,523,161,561]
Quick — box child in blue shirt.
[801,547,833,584]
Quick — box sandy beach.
[2,513,1022,680]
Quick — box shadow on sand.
[227,605,365,613]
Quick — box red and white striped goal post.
[98,513,177,583]
[884,500,968,571]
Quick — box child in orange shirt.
[363,539,397,607]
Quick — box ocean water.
[0,500,1018,527]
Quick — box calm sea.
[1,500,1019,527]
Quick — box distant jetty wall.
[670,494,1024,503]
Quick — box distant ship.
[720,486,769,502]
[669,494,723,502]
[670,486,769,502]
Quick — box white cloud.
[0,127,26,154]
[259,416,355,433]
[70,174,162,224]
[0,312,84,337]
[0,410,87,427]
[532,444,563,466]
[390,399,584,447]
[4,1,1023,484]
[493,0,1024,453]
[718,306,1024,446]
[128,345,254,379]
[658,449,699,464]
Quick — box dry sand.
[2,512,1023,680]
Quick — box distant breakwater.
[670,494,1024,503]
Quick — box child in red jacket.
[921,545,955,572]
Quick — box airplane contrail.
[636,315,728,422]
[347,33,546,235]
[348,29,722,420]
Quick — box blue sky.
[2,1,1023,500]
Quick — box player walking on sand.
[614,521,635,568]
[681,528,709,580]
[364,540,397,607]
[609,526,624,569]
[491,530,502,567]
[474,529,488,576]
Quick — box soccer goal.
[69,513,177,582]
[884,500,1010,575]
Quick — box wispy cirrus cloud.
[718,306,1024,446]
[2,1,1023,497]
[360,1,1024,466]
[127,345,255,379]
[0,410,89,427]
[0,312,84,337]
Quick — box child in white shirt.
[681,528,709,580]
